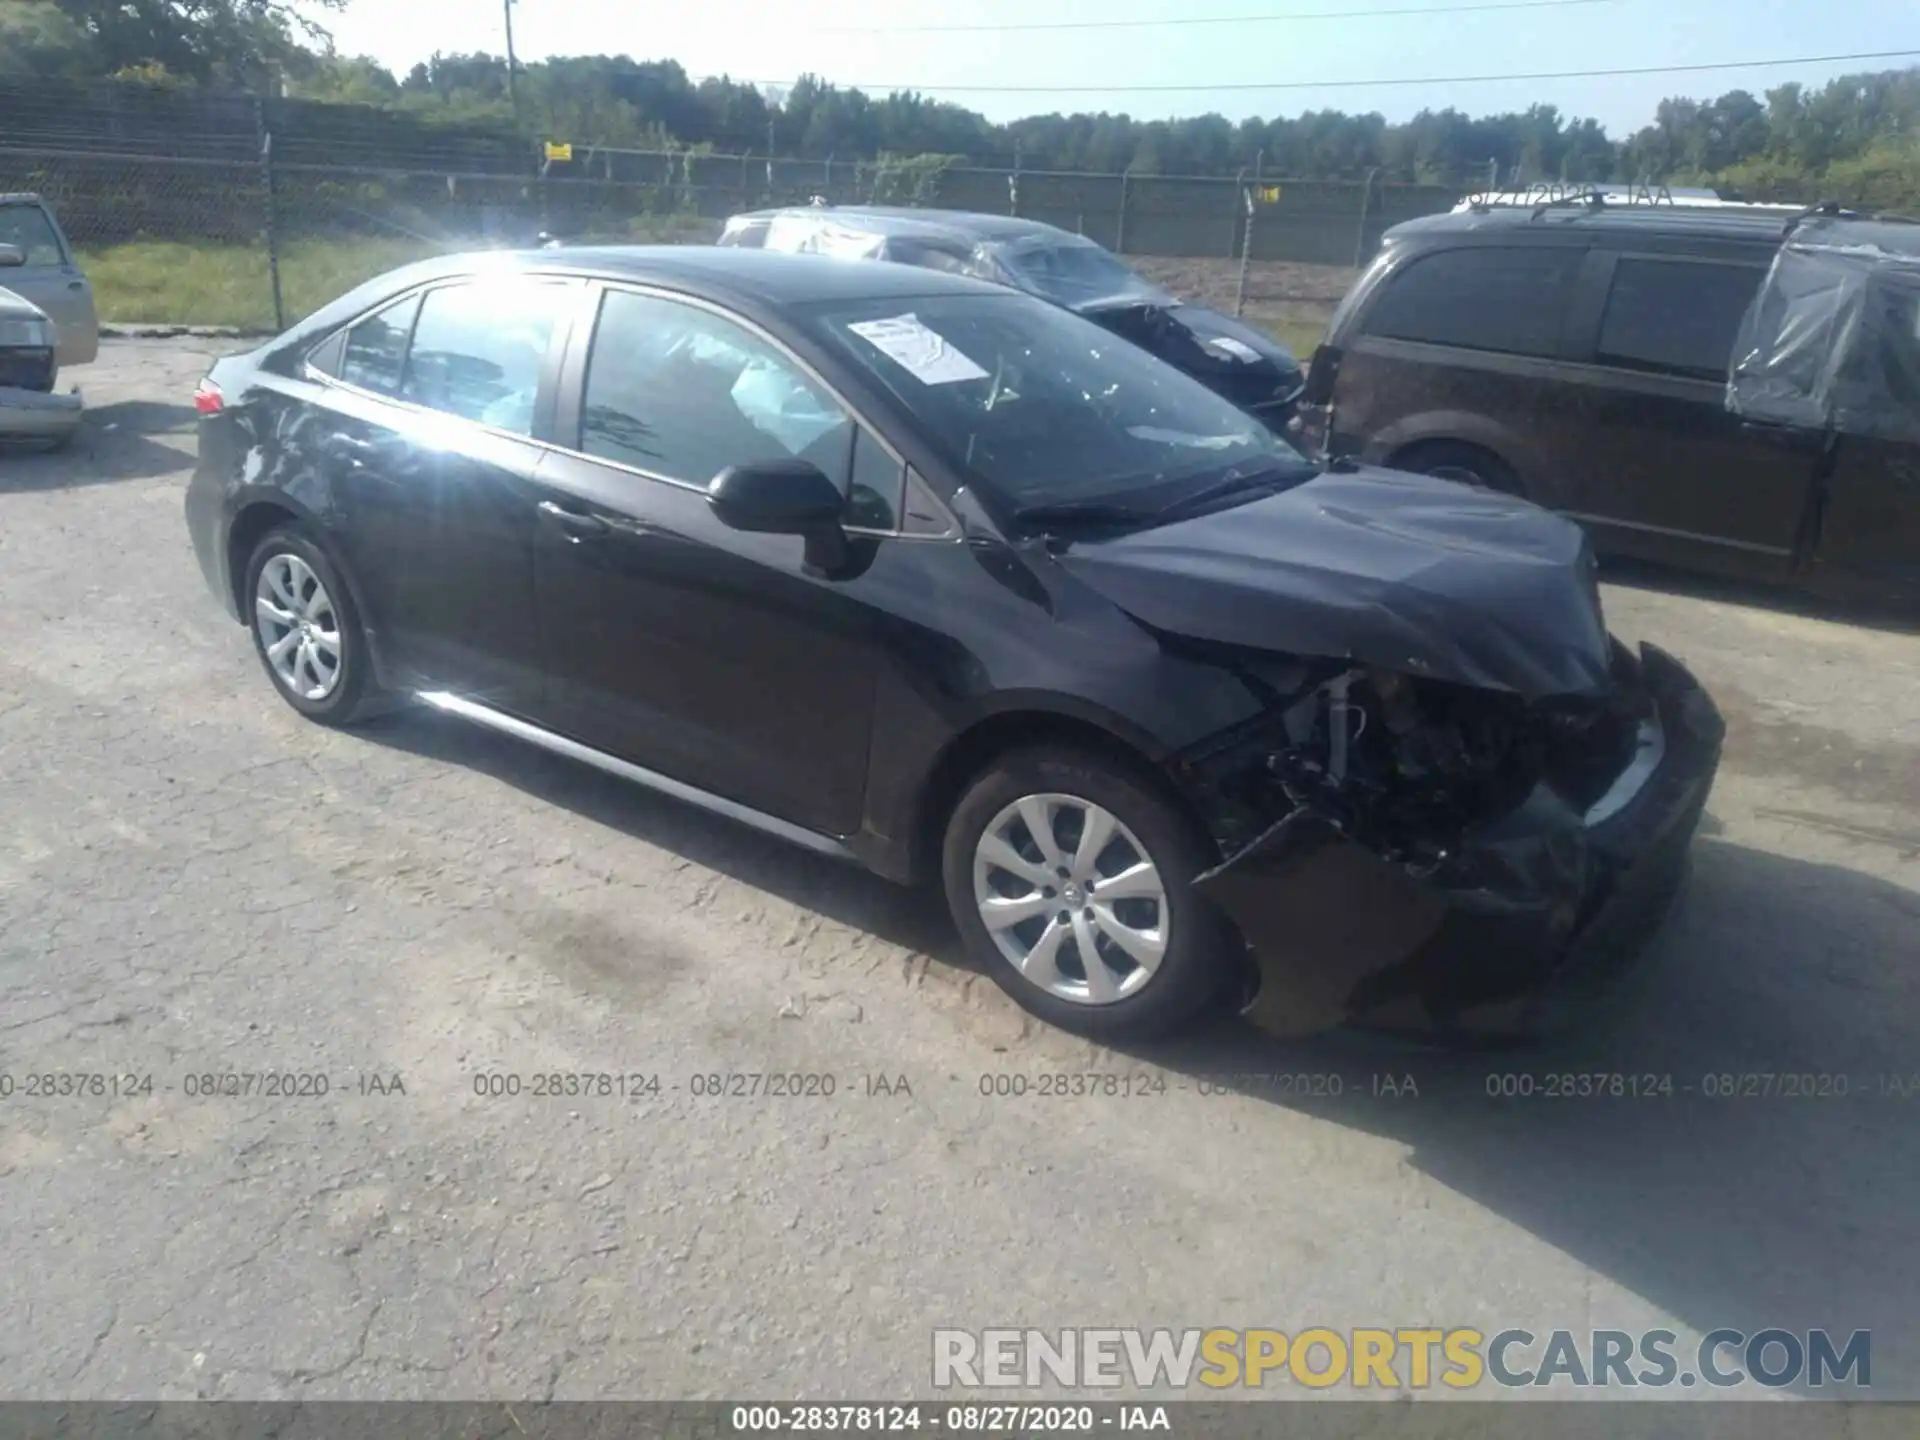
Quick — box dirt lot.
[2,340,1919,1402]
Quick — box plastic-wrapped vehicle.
[1726,210,1920,600]
[1300,196,1920,603]
[719,205,1307,432]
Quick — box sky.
[309,0,1917,137]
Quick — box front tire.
[941,746,1233,1041]
[244,525,380,726]
[1395,440,1519,494]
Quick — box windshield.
[805,291,1308,518]
[0,205,66,267]
[991,238,1172,310]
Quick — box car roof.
[414,243,1017,302]
[729,206,1086,248]
[1385,204,1796,247]
[282,242,1023,349]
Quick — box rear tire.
[941,745,1234,1041]
[1394,440,1519,495]
[243,524,383,727]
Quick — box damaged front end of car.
[1174,639,1724,1041]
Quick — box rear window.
[336,293,421,395]
[398,279,566,436]
[0,204,66,267]
[1363,245,1581,357]
[1595,257,1764,379]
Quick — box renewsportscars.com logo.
[932,1327,1871,1392]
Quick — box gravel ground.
[1,341,1917,1403]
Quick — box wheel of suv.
[941,745,1234,1040]
[1396,440,1519,494]
[244,524,381,726]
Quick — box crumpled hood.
[1074,298,1303,411]
[1053,465,1614,697]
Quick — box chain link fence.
[0,142,1460,335]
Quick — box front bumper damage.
[1196,644,1724,1041]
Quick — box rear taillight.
[193,379,223,415]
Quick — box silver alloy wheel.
[254,552,343,702]
[972,792,1169,1006]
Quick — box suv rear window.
[1595,257,1763,380]
[1363,245,1580,357]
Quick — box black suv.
[1302,199,1920,603]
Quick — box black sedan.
[719,206,1307,433]
[184,247,1724,1041]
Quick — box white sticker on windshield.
[1202,336,1263,364]
[846,313,989,385]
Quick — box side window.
[1595,258,1763,380]
[0,205,67,267]
[398,280,565,435]
[335,293,421,394]
[582,289,854,490]
[1363,246,1581,357]
[847,428,903,530]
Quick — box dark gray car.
[720,205,1306,431]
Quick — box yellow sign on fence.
[1257,185,1283,203]
[545,142,574,163]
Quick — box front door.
[530,286,900,838]
[1554,250,1819,580]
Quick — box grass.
[79,237,442,329]
[78,234,1339,354]
[80,216,721,330]
[1260,317,1330,358]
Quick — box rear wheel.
[1394,440,1519,494]
[244,525,382,726]
[941,746,1233,1040]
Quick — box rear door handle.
[538,500,610,539]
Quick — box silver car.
[0,194,95,443]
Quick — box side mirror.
[708,459,851,574]
[0,244,24,268]
[1301,343,1341,407]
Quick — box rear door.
[1810,276,1920,595]
[1551,248,1819,579]
[310,275,576,709]
[0,201,96,366]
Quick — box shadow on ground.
[0,400,195,491]
[364,704,1918,1395]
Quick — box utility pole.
[504,0,521,129]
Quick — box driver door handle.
[538,500,610,539]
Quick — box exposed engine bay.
[1170,640,1718,1039]
[1181,645,1650,866]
